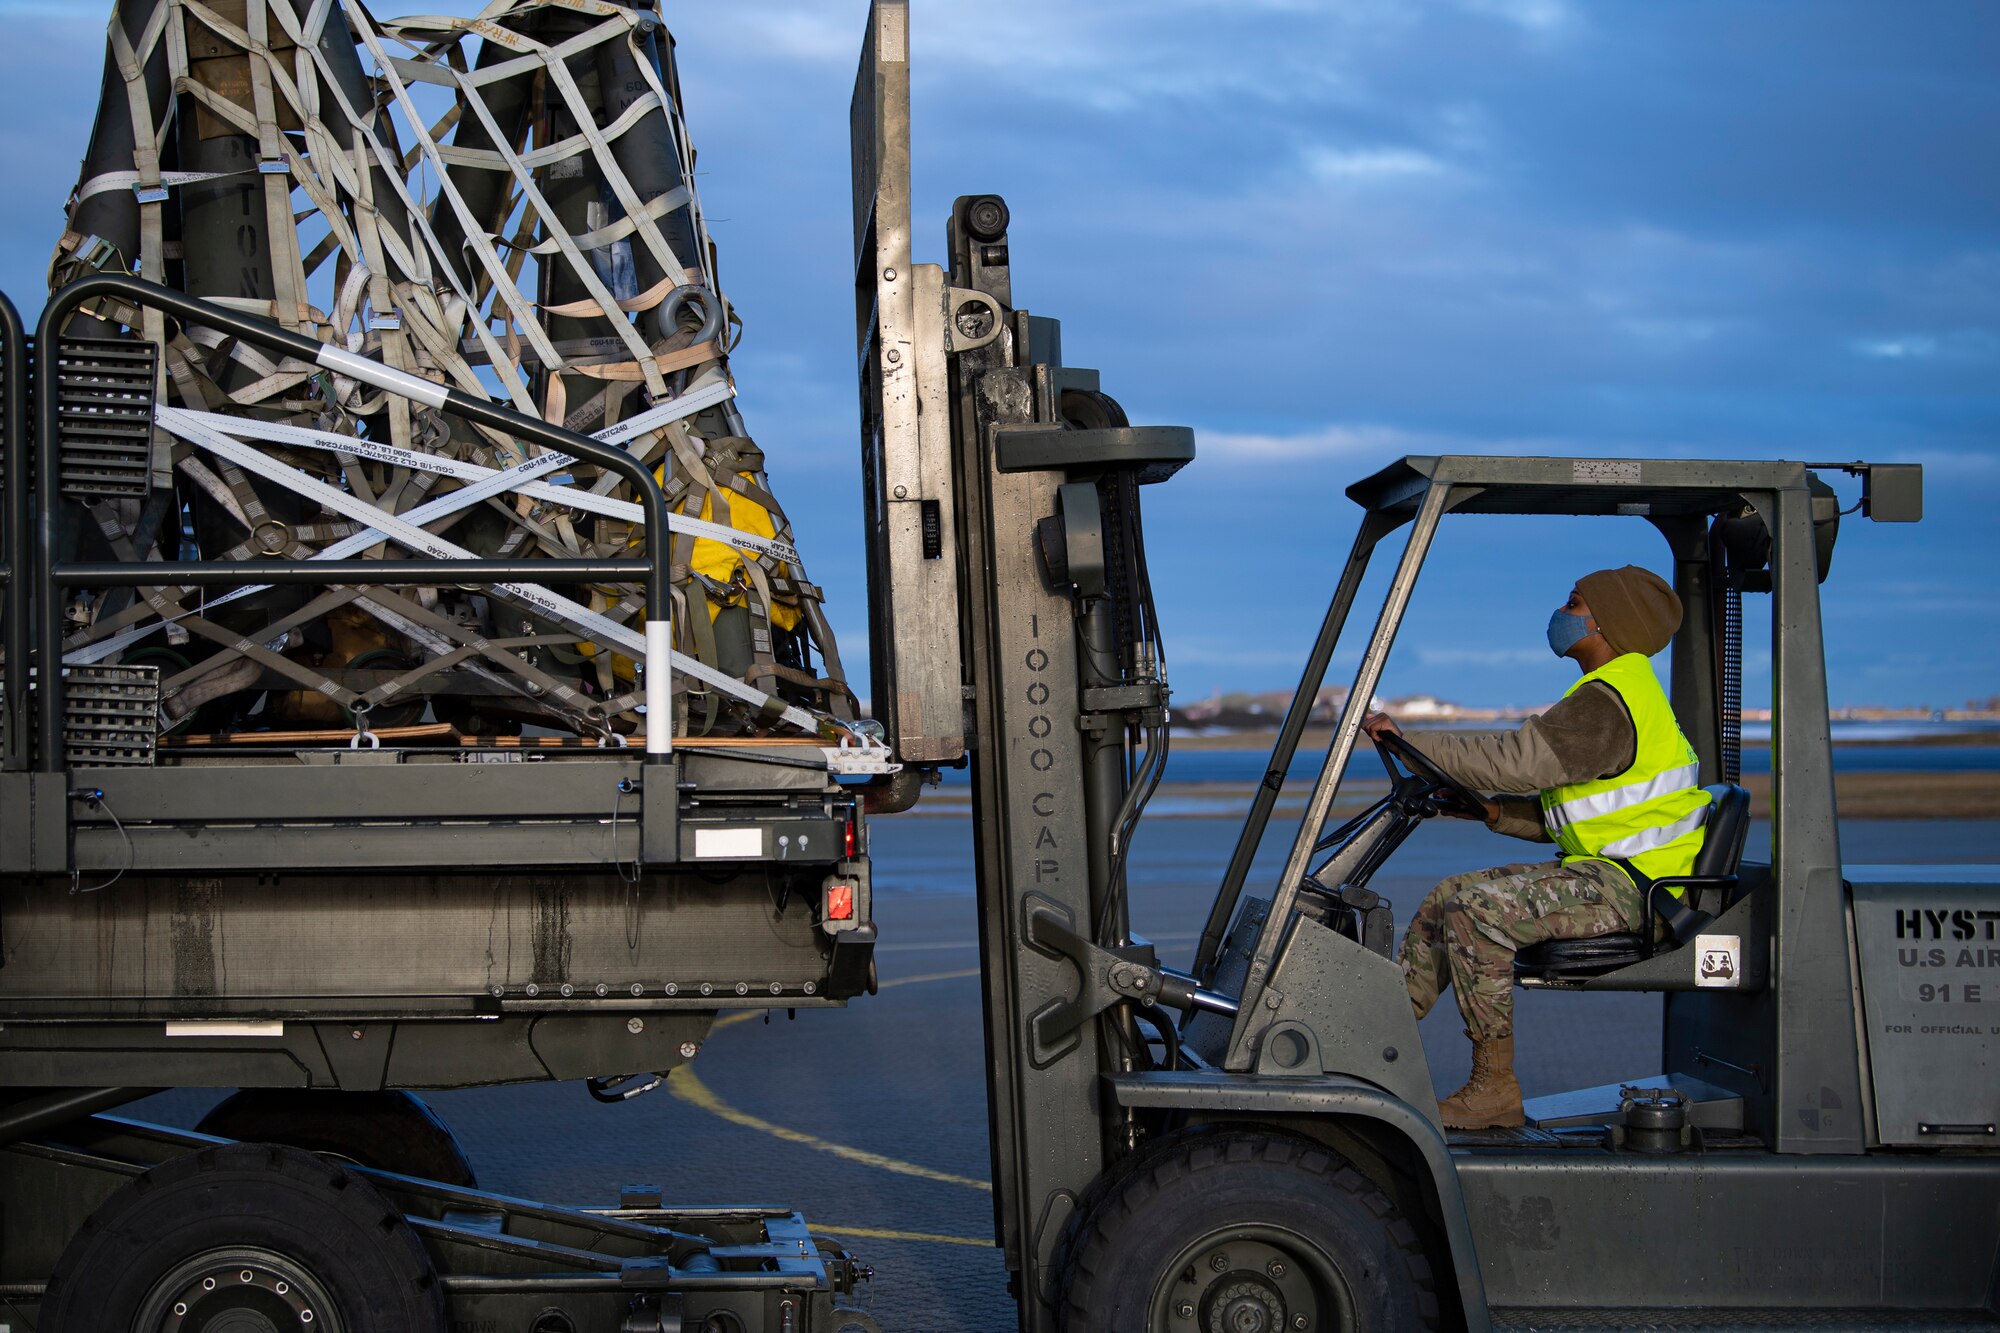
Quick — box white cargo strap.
[164,408,801,566]
[1543,762,1703,833]
[54,0,852,743]
[153,405,826,737]
[75,167,256,204]
[66,382,733,666]
[350,11,663,393]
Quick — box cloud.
[683,2,1353,116]
[1413,647,1550,668]
[1616,316,1730,349]
[1854,336,1937,360]
[1451,0,1576,37]
[1171,635,1341,671]
[1198,423,1429,461]
[0,1,96,16]
[719,10,854,65]
[1855,651,1993,681]
[1893,449,2000,477]
[1195,422,1595,463]
[1825,583,2000,617]
[1304,145,1455,185]
[1849,331,1999,361]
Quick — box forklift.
[0,4,1989,1330]
[850,4,1997,1329]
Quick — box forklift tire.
[196,1088,478,1187]
[41,1142,446,1332]
[1060,1130,1439,1333]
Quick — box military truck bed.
[0,741,879,1091]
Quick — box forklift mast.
[853,4,1196,1321]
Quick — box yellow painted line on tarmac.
[811,1224,989,1248]
[878,966,985,990]
[667,1069,992,1192]
[674,966,992,1192]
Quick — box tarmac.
[135,815,1998,1332]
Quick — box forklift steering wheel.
[1372,730,1489,820]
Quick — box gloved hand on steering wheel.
[1361,712,1498,824]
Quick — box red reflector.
[827,884,855,921]
[843,813,857,859]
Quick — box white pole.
[645,618,673,754]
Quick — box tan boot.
[1439,1031,1524,1129]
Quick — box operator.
[1361,565,1710,1130]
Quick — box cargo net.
[48,0,855,747]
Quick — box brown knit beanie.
[1577,566,1681,656]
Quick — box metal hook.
[348,699,380,750]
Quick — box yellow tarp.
[579,468,799,679]
[690,476,801,631]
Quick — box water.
[1751,721,2000,744]
[927,725,2000,792]
[868,815,2000,1104]
[1146,740,2000,787]
[874,808,2000,904]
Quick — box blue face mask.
[1547,608,1594,658]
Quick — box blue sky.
[1,1,1993,709]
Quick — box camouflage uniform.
[1398,859,1643,1041]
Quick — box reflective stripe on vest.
[1538,654,1711,886]
[1544,762,1701,834]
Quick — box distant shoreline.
[1165,726,2000,753]
[904,770,2000,820]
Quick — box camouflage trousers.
[1397,859,1643,1041]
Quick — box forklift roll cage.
[1206,452,1898,1116]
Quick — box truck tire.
[196,1088,478,1187]
[41,1142,445,1332]
[1060,1129,1439,1333]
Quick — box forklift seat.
[1512,783,1751,982]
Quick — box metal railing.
[24,274,678,773]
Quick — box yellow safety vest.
[1539,654,1710,889]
